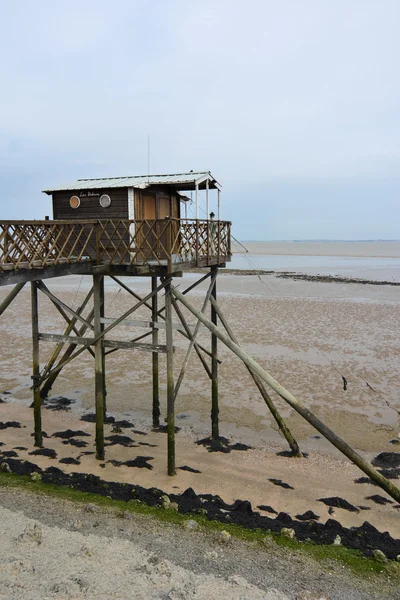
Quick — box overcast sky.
[1,1,399,240]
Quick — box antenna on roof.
[147,134,150,182]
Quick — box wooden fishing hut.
[0,171,233,475]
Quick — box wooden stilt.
[210,296,301,456]
[31,281,42,448]
[172,285,400,503]
[165,280,176,475]
[93,274,105,460]
[211,267,219,439]
[151,276,160,428]
[0,282,25,316]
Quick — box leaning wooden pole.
[93,275,105,460]
[165,280,176,476]
[210,267,219,439]
[151,276,160,428]
[31,281,42,448]
[172,285,400,503]
[0,282,25,317]
[210,296,301,456]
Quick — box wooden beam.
[210,267,219,439]
[0,282,25,316]
[31,281,42,448]
[38,333,170,353]
[210,295,301,456]
[171,296,212,379]
[152,276,160,428]
[37,281,94,331]
[165,280,176,476]
[100,317,193,332]
[94,275,105,460]
[172,285,400,504]
[0,262,94,287]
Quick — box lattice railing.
[0,219,231,272]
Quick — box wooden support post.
[165,280,176,475]
[31,281,42,447]
[93,274,105,460]
[172,285,400,503]
[210,296,301,456]
[152,276,160,428]
[210,268,219,439]
[0,282,25,316]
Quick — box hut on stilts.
[0,171,399,503]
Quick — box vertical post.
[206,178,209,217]
[211,268,219,439]
[152,276,160,428]
[195,182,199,220]
[31,281,42,447]
[217,189,221,221]
[93,274,105,460]
[165,280,176,475]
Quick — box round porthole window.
[99,194,111,208]
[69,195,80,209]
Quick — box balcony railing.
[0,218,231,273]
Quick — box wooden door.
[141,192,156,259]
[156,192,171,258]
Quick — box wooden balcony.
[0,218,231,283]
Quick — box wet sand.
[0,268,399,538]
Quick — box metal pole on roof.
[206,178,209,218]
[195,182,199,220]
[217,189,221,220]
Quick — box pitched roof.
[43,171,221,194]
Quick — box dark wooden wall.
[52,188,129,220]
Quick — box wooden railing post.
[195,220,199,267]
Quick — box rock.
[84,503,97,513]
[204,550,218,559]
[216,530,231,544]
[0,462,11,473]
[18,522,43,545]
[397,555,400,562]
[72,519,83,530]
[30,472,42,482]
[333,535,341,546]
[160,495,171,508]
[372,549,388,563]
[184,519,199,531]
[281,527,296,540]
[123,511,133,520]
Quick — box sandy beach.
[1,243,399,544]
